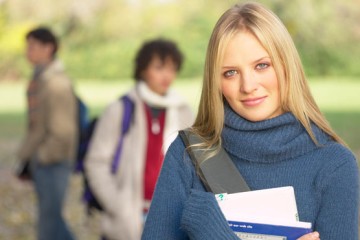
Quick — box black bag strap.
[179,129,250,194]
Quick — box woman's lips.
[241,96,267,107]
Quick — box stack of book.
[216,186,312,240]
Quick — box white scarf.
[137,81,187,152]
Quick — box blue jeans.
[32,159,75,240]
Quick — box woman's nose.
[240,73,258,93]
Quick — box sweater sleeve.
[315,152,359,240]
[181,189,239,240]
[142,137,239,240]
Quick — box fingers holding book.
[297,231,320,240]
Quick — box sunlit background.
[1,0,359,80]
[0,0,359,239]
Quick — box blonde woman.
[142,2,358,240]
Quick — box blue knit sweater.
[142,106,359,240]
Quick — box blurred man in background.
[17,27,77,240]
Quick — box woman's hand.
[297,231,320,240]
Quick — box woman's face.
[142,55,177,96]
[221,31,283,122]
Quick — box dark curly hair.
[26,27,59,57]
[133,38,183,81]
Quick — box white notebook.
[216,186,312,239]
[216,186,304,225]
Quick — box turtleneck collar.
[222,104,330,163]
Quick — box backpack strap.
[179,129,250,194]
[111,95,135,173]
[76,96,90,133]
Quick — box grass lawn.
[0,77,359,162]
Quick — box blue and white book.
[216,186,312,240]
[229,219,311,240]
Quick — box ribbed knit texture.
[142,104,359,240]
[181,190,239,240]
[222,104,330,163]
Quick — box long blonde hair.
[192,2,346,150]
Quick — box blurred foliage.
[0,0,359,81]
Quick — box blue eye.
[223,70,238,78]
[255,63,269,70]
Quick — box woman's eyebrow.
[251,56,271,64]
[221,56,271,69]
